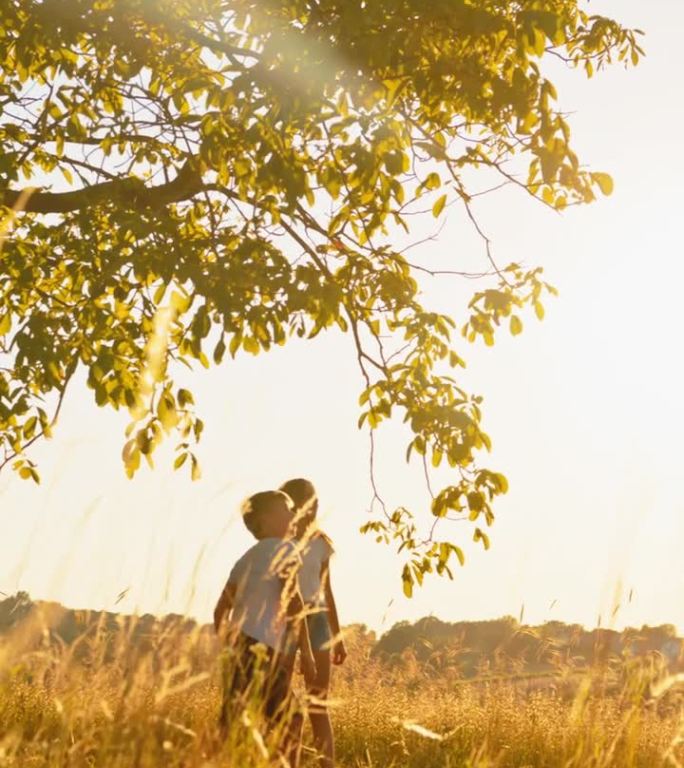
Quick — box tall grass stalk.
[0,607,681,767]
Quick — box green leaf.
[242,336,260,355]
[401,565,414,598]
[153,283,167,304]
[170,290,192,313]
[383,151,404,175]
[495,473,509,494]
[592,172,614,196]
[122,440,141,478]
[229,334,241,358]
[177,388,194,407]
[423,172,441,191]
[23,416,38,439]
[431,448,443,468]
[158,393,179,431]
[432,194,447,218]
[213,336,226,364]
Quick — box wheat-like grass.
[0,609,682,767]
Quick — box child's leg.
[308,649,334,768]
[263,654,303,766]
[282,711,304,768]
[219,635,253,738]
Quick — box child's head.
[240,490,294,540]
[279,478,318,538]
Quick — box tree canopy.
[0,0,641,593]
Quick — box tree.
[0,0,641,592]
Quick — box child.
[279,478,347,768]
[213,490,316,768]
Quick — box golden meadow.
[1,597,683,767]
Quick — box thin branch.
[422,454,435,499]
[0,357,78,473]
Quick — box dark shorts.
[281,609,333,655]
[220,633,295,731]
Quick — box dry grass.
[0,613,682,767]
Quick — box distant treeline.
[372,615,684,678]
[1,593,682,679]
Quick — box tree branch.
[1,160,204,214]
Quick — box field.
[1,610,683,768]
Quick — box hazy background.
[2,0,682,635]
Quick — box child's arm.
[323,565,347,665]
[213,580,236,635]
[277,542,316,679]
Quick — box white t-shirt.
[298,532,334,607]
[227,538,301,651]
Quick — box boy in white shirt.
[214,490,316,768]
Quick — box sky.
[1,1,683,637]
